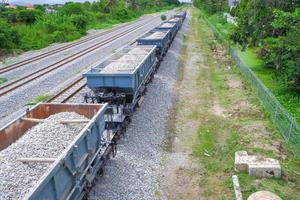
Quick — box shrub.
[17,9,43,24]
[161,14,167,21]
[0,19,20,51]
[71,14,89,31]
[1,10,18,23]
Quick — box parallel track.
[0,15,159,98]
[47,77,86,103]
[0,15,154,75]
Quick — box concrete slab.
[235,150,249,172]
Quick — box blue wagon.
[136,29,171,59]
[174,11,187,20]
[83,45,157,114]
[166,17,183,29]
[155,22,178,39]
[0,103,111,199]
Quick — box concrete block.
[235,151,281,178]
[234,151,249,172]
[248,157,281,178]
[248,191,282,200]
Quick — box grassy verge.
[199,8,300,125]
[192,8,300,199]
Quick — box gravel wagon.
[83,45,157,119]
[136,29,171,59]
[0,103,113,199]
[155,22,178,40]
[174,11,187,20]
[166,17,183,29]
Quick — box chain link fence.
[201,14,300,157]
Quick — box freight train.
[0,11,187,200]
[83,11,187,133]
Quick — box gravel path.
[0,112,88,200]
[0,12,174,128]
[88,14,190,200]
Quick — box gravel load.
[159,23,175,28]
[101,47,151,73]
[88,13,190,200]
[0,112,88,200]
[145,31,168,40]
[128,48,150,55]
[168,17,181,22]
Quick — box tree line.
[193,0,300,89]
[0,0,179,55]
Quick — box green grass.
[207,13,235,41]
[237,48,262,68]
[0,77,7,85]
[27,94,52,106]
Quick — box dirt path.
[158,8,300,200]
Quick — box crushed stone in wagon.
[0,112,88,200]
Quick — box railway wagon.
[166,17,183,29]
[136,29,171,59]
[174,11,187,20]
[155,22,178,40]
[83,45,157,116]
[0,103,110,199]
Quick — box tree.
[231,0,300,47]
[34,5,46,13]
[59,2,84,15]
[262,8,300,87]
[193,0,228,14]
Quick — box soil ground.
[158,8,300,200]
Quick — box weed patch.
[0,77,7,85]
[27,94,52,106]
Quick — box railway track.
[0,15,160,98]
[47,77,86,103]
[0,15,156,75]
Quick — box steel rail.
[47,77,86,103]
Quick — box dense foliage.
[262,9,300,87]
[193,0,228,14]
[231,0,300,47]
[0,0,179,54]
[231,0,300,88]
